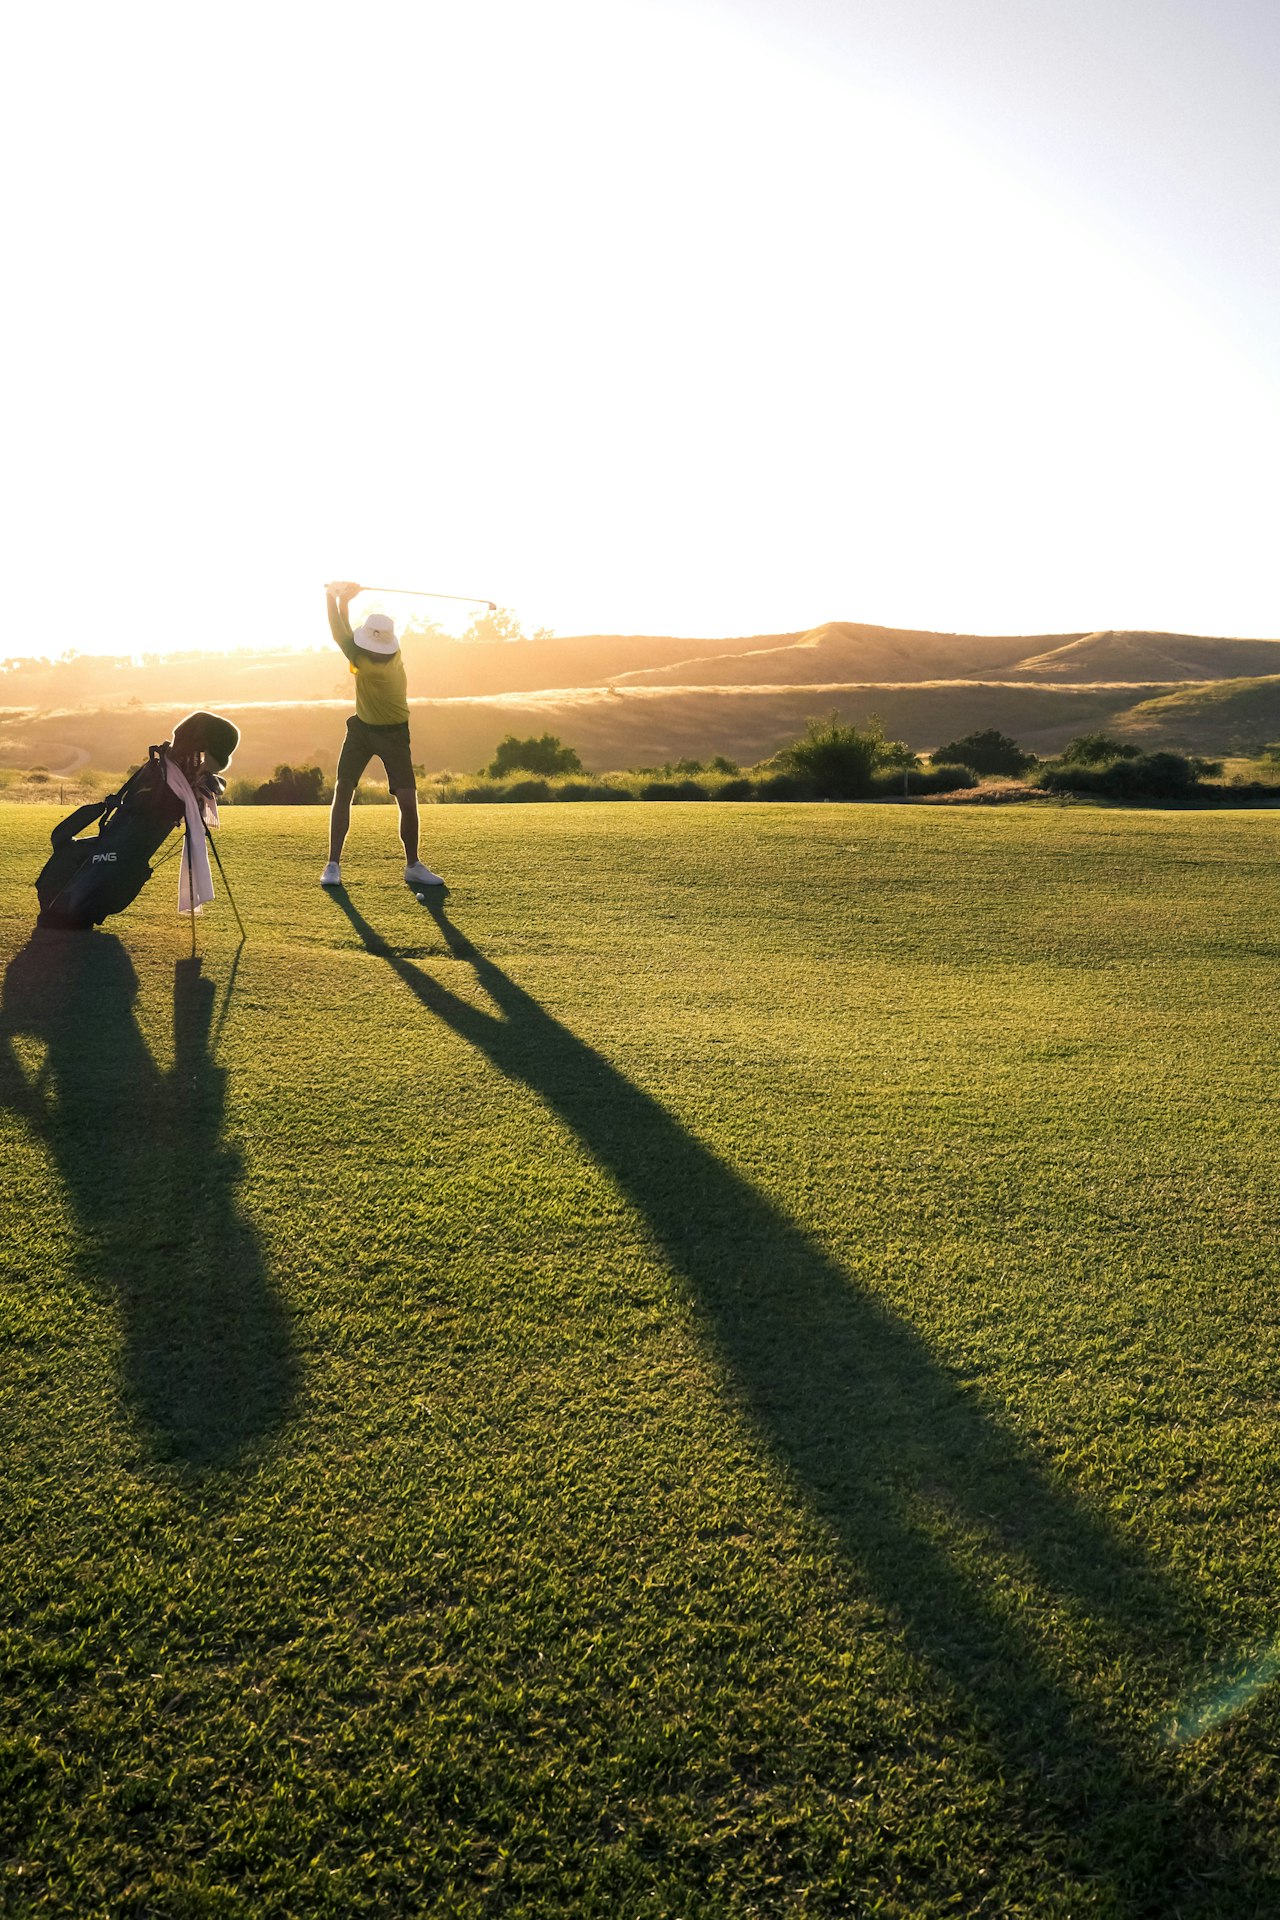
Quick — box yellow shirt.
[335,634,410,726]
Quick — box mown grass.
[4,803,1280,1916]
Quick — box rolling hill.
[2,621,1279,779]
[0,682,1177,782]
[610,623,1280,690]
[1115,674,1280,751]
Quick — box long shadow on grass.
[0,932,297,1472]
[332,891,1268,1912]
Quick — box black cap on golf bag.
[171,711,239,773]
[34,713,239,932]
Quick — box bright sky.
[4,0,1279,658]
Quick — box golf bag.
[35,750,189,930]
[35,713,239,932]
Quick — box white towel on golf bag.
[163,760,217,914]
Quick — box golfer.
[320,581,443,890]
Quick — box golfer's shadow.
[332,889,1271,1910]
[0,932,297,1472]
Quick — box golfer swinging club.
[320,581,444,891]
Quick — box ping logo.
[91,852,118,864]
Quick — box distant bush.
[781,716,884,798]
[1038,751,1208,801]
[718,778,755,799]
[710,755,741,775]
[756,772,815,800]
[869,763,977,796]
[931,729,1035,776]
[1058,733,1140,766]
[434,777,630,803]
[640,779,709,800]
[558,781,635,801]
[874,739,922,771]
[1220,779,1280,801]
[920,763,977,793]
[487,733,583,778]
[251,764,331,804]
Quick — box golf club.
[347,584,498,610]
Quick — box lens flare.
[1166,1645,1280,1745]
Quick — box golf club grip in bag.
[35,752,186,931]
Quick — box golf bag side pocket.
[35,790,162,931]
[35,798,113,921]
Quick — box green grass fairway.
[6,803,1280,1917]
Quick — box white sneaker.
[320,861,342,887]
[404,861,444,888]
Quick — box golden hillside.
[2,622,1278,779]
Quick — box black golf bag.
[35,747,190,931]
[35,711,239,933]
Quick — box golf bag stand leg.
[204,827,247,940]
[184,828,197,957]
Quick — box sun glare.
[3,0,1277,661]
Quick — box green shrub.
[1220,779,1280,801]
[924,764,978,793]
[756,772,815,800]
[1038,751,1203,801]
[869,764,977,796]
[1058,733,1140,766]
[558,781,635,801]
[502,779,552,802]
[487,733,583,778]
[781,716,884,798]
[719,778,755,800]
[931,729,1035,775]
[250,763,331,805]
[874,739,921,770]
[641,779,709,800]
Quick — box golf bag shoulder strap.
[47,748,173,852]
[50,795,115,848]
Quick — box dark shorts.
[336,716,415,792]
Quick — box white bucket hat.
[352,612,399,655]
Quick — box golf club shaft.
[356,585,497,610]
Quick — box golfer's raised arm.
[325,582,359,654]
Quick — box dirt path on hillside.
[46,746,91,775]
